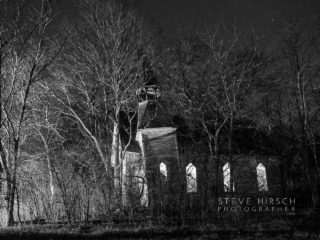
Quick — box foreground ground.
[0,220,319,240]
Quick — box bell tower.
[122,54,180,210]
[136,85,161,129]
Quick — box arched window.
[186,163,197,193]
[159,162,167,178]
[223,162,235,192]
[257,163,268,191]
[223,162,231,192]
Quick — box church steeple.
[136,55,161,129]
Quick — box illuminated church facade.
[117,83,282,215]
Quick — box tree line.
[0,0,320,227]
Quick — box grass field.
[0,220,317,240]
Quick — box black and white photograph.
[0,0,320,239]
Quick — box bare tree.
[0,0,66,226]
[269,15,320,207]
[50,0,156,210]
[29,90,65,220]
[161,23,264,221]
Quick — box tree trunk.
[228,114,235,195]
[6,178,15,226]
[111,120,121,209]
[6,139,19,226]
[46,153,55,218]
[213,134,221,219]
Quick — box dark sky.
[60,0,320,38]
[141,0,320,36]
